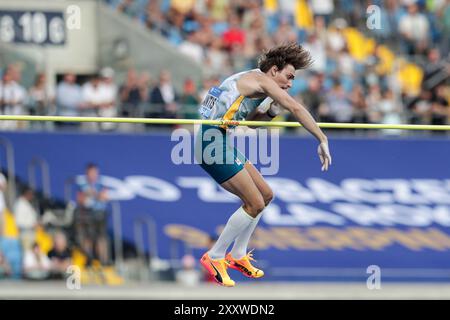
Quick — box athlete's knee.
[244,198,266,217]
[263,188,274,206]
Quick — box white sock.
[230,213,262,259]
[208,206,254,260]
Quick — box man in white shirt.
[81,75,109,131]
[0,68,27,130]
[23,242,51,280]
[98,67,118,131]
[399,3,430,55]
[179,31,205,64]
[13,187,39,250]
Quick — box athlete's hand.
[268,102,282,117]
[318,141,332,172]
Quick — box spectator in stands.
[116,0,141,19]
[377,89,404,135]
[0,65,27,130]
[205,38,231,77]
[98,67,118,131]
[171,0,196,15]
[242,6,269,61]
[23,242,51,280]
[180,78,200,119]
[28,73,55,131]
[148,70,179,122]
[287,73,324,131]
[277,0,296,20]
[47,230,72,279]
[350,84,370,124]
[303,32,327,73]
[222,13,246,51]
[14,187,40,251]
[75,163,110,265]
[408,90,433,124]
[208,0,230,22]
[81,74,106,131]
[138,71,153,105]
[309,0,334,26]
[326,81,353,123]
[28,73,54,116]
[273,16,298,46]
[55,73,82,130]
[175,254,201,287]
[119,69,143,117]
[179,31,205,64]
[163,8,185,46]
[144,0,168,33]
[398,3,430,56]
[0,250,11,279]
[367,1,391,42]
[337,46,356,77]
[197,15,216,47]
[326,18,347,54]
[441,1,450,54]
[430,85,449,129]
[366,84,383,123]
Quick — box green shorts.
[196,125,247,184]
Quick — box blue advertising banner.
[1,130,450,281]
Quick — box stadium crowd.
[0,0,449,134]
[111,0,450,133]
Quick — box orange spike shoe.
[200,253,235,287]
[226,249,264,278]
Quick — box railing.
[64,177,75,203]
[133,215,159,280]
[28,156,51,198]
[111,201,124,272]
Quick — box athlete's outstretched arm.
[238,72,332,171]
